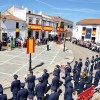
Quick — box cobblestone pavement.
[3,41,99,100]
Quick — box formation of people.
[0,54,100,100]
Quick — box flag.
[82,27,86,35]
[92,28,96,36]
[27,38,35,54]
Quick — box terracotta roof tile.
[76,19,100,25]
[0,14,25,22]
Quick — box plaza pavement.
[0,41,74,89]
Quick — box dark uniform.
[64,83,74,100]
[17,83,28,100]
[0,41,2,51]
[90,56,95,72]
[54,65,61,78]
[73,61,78,74]
[25,71,36,95]
[94,55,99,70]
[51,72,59,91]
[35,77,45,100]
[77,59,83,72]
[65,75,71,86]
[48,86,59,100]
[0,88,7,100]
[11,74,20,100]
[94,68,100,87]
[85,72,93,89]
[65,63,71,77]
[85,57,90,67]
[78,76,85,94]
[73,69,80,91]
[42,69,49,92]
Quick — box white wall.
[1,19,26,40]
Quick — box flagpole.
[29,53,32,71]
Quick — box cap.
[56,65,60,68]
[13,74,18,79]
[30,70,33,74]
[21,83,25,88]
[86,57,89,59]
[43,69,47,73]
[67,62,70,65]
[79,58,82,61]
[51,86,57,91]
[75,61,78,64]
[96,55,98,57]
[92,56,94,58]
[28,94,34,99]
[38,77,43,82]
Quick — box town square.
[0,0,100,100]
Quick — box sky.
[0,0,100,24]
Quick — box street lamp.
[63,29,67,52]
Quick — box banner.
[77,86,95,100]
[92,28,96,36]
[27,38,35,54]
[82,27,86,35]
[85,28,92,39]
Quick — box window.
[70,25,73,28]
[29,18,33,24]
[42,20,46,26]
[16,22,19,28]
[36,18,40,24]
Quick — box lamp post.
[63,29,67,52]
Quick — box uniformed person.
[73,69,80,91]
[25,71,36,95]
[65,74,72,86]
[51,71,60,91]
[78,75,85,94]
[11,74,20,100]
[94,67,100,87]
[42,69,49,92]
[90,56,95,72]
[54,65,61,78]
[85,57,90,67]
[47,41,49,51]
[85,72,93,89]
[0,41,2,51]
[17,83,28,100]
[28,94,34,100]
[94,55,99,70]
[65,62,71,77]
[64,83,75,100]
[73,61,78,74]
[35,77,45,100]
[77,58,83,73]
[0,87,7,100]
[48,86,59,100]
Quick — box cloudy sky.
[0,0,100,23]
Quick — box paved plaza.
[0,42,74,88]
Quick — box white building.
[0,13,25,41]
[75,19,100,43]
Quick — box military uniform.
[42,69,49,92]
[78,76,85,94]
[90,56,95,72]
[94,69,100,87]
[0,88,7,100]
[35,77,45,100]
[65,63,71,77]
[54,65,61,78]
[11,74,20,100]
[94,55,99,70]
[85,72,93,89]
[51,72,60,91]
[73,61,78,74]
[85,57,90,67]
[77,59,83,72]
[17,83,28,100]
[64,83,74,100]
[25,71,36,95]
[73,69,80,91]
[48,86,59,100]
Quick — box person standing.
[11,74,21,100]
[77,58,83,73]
[0,87,7,100]
[34,77,45,100]
[47,40,49,51]
[48,86,59,100]
[0,40,2,51]
[25,71,36,95]
[54,65,61,78]
[42,69,49,92]
[17,83,28,100]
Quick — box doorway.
[35,31,39,39]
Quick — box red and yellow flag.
[27,38,35,54]
[92,28,96,36]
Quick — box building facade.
[0,13,25,41]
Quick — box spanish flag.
[92,28,96,36]
[27,38,35,54]
[82,27,86,35]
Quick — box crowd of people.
[72,38,100,53]
[0,54,100,100]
